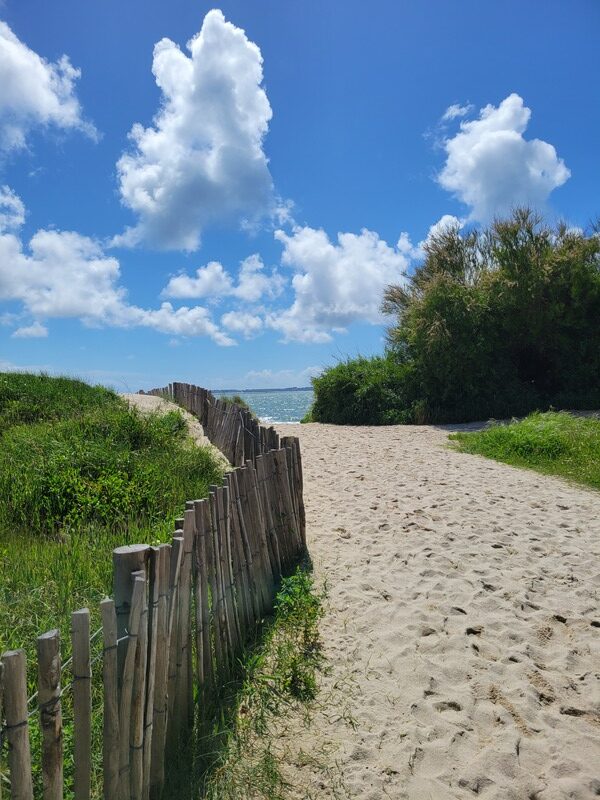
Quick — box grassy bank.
[0,372,224,796]
[451,411,600,491]
[198,568,325,800]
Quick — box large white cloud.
[270,226,411,343]
[438,93,570,222]
[0,20,95,152]
[162,253,283,303]
[115,9,273,251]
[0,190,234,344]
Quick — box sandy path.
[275,422,600,800]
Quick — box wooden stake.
[37,630,63,800]
[72,609,92,800]
[100,599,119,800]
[1,649,33,800]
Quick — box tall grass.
[450,411,600,490]
[0,372,224,797]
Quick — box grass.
[0,372,225,797]
[195,567,326,800]
[450,411,600,491]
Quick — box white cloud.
[163,260,233,299]
[0,192,234,345]
[162,253,284,303]
[0,20,95,152]
[269,226,411,343]
[441,103,473,122]
[425,214,464,243]
[0,185,25,230]
[438,93,570,222]
[115,9,273,251]
[11,321,48,338]
[221,310,263,338]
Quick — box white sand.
[274,422,600,799]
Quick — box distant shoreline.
[213,387,313,394]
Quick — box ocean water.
[217,389,314,423]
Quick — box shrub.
[382,209,600,423]
[308,356,413,425]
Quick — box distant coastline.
[212,386,313,394]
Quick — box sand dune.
[274,422,600,799]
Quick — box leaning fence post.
[113,544,150,687]
[2,649,34,800]
[37,630,63,800]
[72,608,91,800]
[101,598,119,800]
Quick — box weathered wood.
[142,549,160,800]
[166,536,183,744]
[118,576,145,800]
[209,489,231,674]
[256,455,282,579]
[113,544,149,686]
[130,570,148,800]
[193,500,212,696]
[37,630,63,800]
[1,649,33,800]
[218,485,242,658]
[176,511,194,733]
[72,608,92,800]
[100,598,119,800]
[149,545,170,800]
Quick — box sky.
[0,0,598,390]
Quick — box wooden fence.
[142,382,280,467]
[0,383,306,799]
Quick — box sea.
[217,388,313,424]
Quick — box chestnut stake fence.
[0,382,306,799]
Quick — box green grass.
[197,567,326,800]
[0,372,224,797]
[450,411,600,490]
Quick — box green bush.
[310,210,600,426]
[383,209,600,423]
[308,356,413,425]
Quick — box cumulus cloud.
[270,226,411,343]
[221,310,263,338]
[0,20,95,152]
[438,93,570,222]
[0,191,234,344]
[0,184,25,230]
[162,253,284,303]
[115,9,273,251]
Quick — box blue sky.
[0,0,598,390]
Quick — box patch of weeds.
[199,567,326,800]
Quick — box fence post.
[113,544,150,686]
[2,650,33,800]
[118,575,145,800]
[100,599,119,800]
[37,630,63,800]
[72,608,91,800]
[149,544,171,800]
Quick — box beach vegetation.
[450,411,600,490]
[308,209,600,424]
